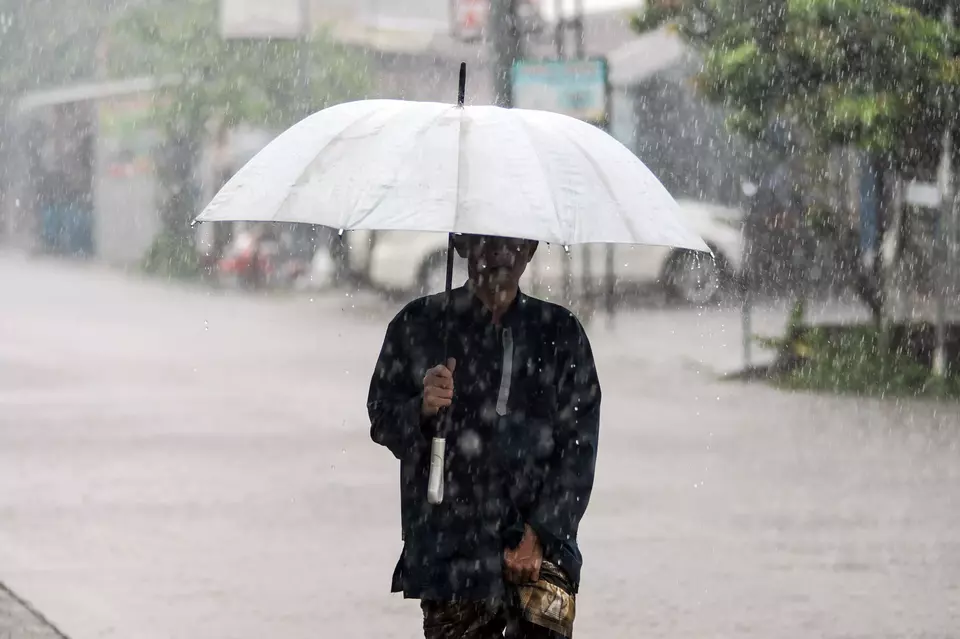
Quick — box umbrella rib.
[552,124,641,244]
[348,105,460,230]
[515,117,564,243]
[452,106,466,230]
[268,106,390,225]
[552,122,708,251]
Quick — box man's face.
[455,234,538,293]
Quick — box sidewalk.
[578,295,874,377]
[0,583,67,639]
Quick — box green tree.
[108,0,370,268]
[636,1,958,165]
[635,0,960,321]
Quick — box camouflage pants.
[421,562,575,639]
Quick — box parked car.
[349,199,745,305]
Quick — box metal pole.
[572,0,592,318]
[741,255,753,369]
[605,244,616,328]
[300,0,311,115]
[573,0,585,58]
[934,4,954,378]
[551,0,574,306]
[554,0,564,58]
[302,0,341,279]
[490,0,522,107]
[741,191,755,369]
[585,3,617,326]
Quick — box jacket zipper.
[496,327,514,416]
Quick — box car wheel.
[664,249,725,305]
[417,251,469,296]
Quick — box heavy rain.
[1,1,959,638]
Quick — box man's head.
[453,234,538,297]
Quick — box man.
[367,234,601,638]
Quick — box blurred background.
[1,1,959,638]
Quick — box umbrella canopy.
[195,98,708,253]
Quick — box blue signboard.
[511,59,609,123]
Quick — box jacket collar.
[452,283,527,329]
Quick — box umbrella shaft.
[440,232,455,439]
[429,233,457,505]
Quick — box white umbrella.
[196,99,705,252]
[195,65,709,504]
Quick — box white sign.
[220,0,306,39]
[449,0,542,42]
[906,181,941,208]
[540,0,644,22]
[512,59,609,123]
[450,0,489,41]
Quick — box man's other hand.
[504,524,542,584]
[421,358,456,417]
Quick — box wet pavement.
[0,251,958,639]
[0,582,65,639]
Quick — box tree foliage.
[635,0,960,172]
[105,0,371,249]
[107,0,371,133]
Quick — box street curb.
[0,581,70,639]
[718,363,775,382]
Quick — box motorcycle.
[216,224,313,290]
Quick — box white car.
[347,199,745,305]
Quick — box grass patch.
[141,230,203,280]
[766,325,960,400]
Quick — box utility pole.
[934,2,955,379]
[570,0,595,319]
[551,0,606,319]
[490,0,523,107]
[552,0,578,308]
[299,0,312,116]
[301,0,342,278]
[741,192,756,369]
[572,0,585,58]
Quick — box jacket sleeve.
[367,313,428,462]
[528,315,601,558]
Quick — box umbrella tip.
[458,62,466,107]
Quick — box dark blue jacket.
[367,286,601,601]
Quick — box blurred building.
[4,79,164,262]
[1,0,767,266]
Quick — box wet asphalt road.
[1,252,958,639]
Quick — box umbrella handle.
[427,437,446,504]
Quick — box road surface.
[1,252,958,638]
